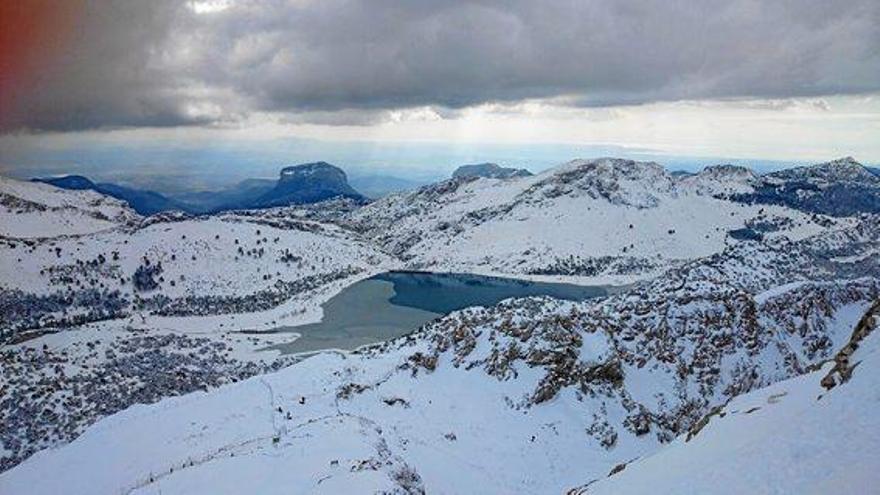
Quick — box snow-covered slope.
[728,156,880,216]
[2,245,876,493]
[0,176,138,238]
[579,301,880,495]
[0,208,396,341]
[2,158,878,488]
[349,158,843,284]
[0,204,399,471]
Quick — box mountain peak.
[771,156,877,184]
[255,162,365,207]
[525,157,674,208]
[553,157,669,181]
[678,164,758,196]
[820,156,868,174]
[452,163,532,179]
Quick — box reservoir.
[268,271,608,354]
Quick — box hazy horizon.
[1,137,872,194]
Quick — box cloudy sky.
[1,0,879,185]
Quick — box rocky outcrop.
[452,163,532,179]
[821,298,880,390]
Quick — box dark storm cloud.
[0,1,213,132]
[2,0,879,132]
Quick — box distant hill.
[727,157,880,216]
[452,163,532,179]
[34,162,369,215]
[33,175,187,216]
[169,178,275,213]
[2,175,138,238]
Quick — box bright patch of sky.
[1,94,877,192]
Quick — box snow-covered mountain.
[2,156,879,490]
[349,158,850,284]
[728,156,880,216]
[0,180,400,470]
[1,234,876,493]
[0,176,139,238]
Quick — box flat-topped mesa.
[279,161,343,180]
[452,163,533,179]
[255,161,366,207]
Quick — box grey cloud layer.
[3,0,879,132]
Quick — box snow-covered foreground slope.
[0,176,138,238]
[581,301,880,495]
[2,269,876,494]
[0,187,398,471]
[349,158,850,284]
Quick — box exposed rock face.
[821,299,880,390]
[254,162,366,207]
[452,163,533,179]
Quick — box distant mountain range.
[31,175,188,216]
[34,162,369,215]
[32,158,880,219]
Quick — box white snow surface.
[2,280,876,494]
[0,176,138,238]
[350,158,842,284]
[583,317,880,495]
[0,209,398,333]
